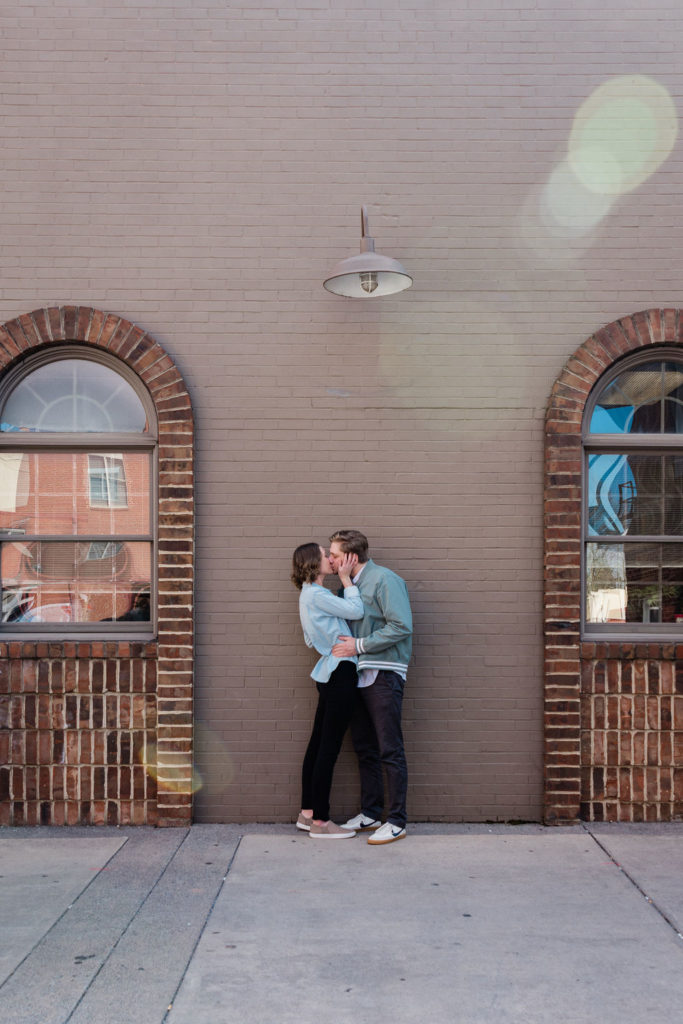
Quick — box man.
[329,530,412,845]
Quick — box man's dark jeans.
[350,669,408,828]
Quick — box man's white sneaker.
[340,813,382,831]
[367,822,406,845]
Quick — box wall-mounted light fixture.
[323,206,413,298]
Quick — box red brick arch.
[0,306,194,827]
[545,309,683,824]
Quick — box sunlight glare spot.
[568,76,678,196]
[140,742,204,796]
[540,161,614,236]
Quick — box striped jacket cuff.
[357,658,409,673]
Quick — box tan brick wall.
[1,3,683,821]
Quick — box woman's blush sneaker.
[309,821,357,839]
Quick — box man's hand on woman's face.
[336,553,358,578]
[328,544,357,575]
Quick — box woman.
[291,542,363,839]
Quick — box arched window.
[583,351,683,635]
[0,347,156,634]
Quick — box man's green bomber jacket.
[349,559,413,675]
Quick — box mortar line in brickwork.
[161,835,243,1024]
[583,825,683,943]
[62,828,191,1023]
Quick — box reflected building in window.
[0,352,154,629]
[584,358,683,630]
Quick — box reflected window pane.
[1,541,151,623]
[586,543,627,622]
[586,542,683,624]
[1,360,148,433]
[587,454,662,536]
[589,361,683,434]
[88,455,128,508]
[663,496,683,535]
[664,456,683,491]
[663,361,683,432]
[0,451,150,535]
[587,453,683,537]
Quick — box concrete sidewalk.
[2,823,683,1024]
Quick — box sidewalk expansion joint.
[62,828,191,1023]
[162,835,244,1023]
[583,825,683,945]
[0,833,132,997]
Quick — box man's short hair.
[329,529,369,562]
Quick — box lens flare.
[140,741,204,796]
[568,75,678,196]
[517,179,600,265]
[540,160,614,237]
[518,76,678,263]
[377,298,524,434]
[192,719,236,797]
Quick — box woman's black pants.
[301,660,358,821]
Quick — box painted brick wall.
[1,3,683,822]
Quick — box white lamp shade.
[323,209,413,297]
[323,251,412,297]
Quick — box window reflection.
[586,543,683,624]
[585,356,683,633]
[586,544,627,622]
[88,455,128,508]
[588,454,683,538]
[0,451,149,536]
[590,361,683,434]
[1,360,148,433]
[0,352,155,633]
[0,541,151,623]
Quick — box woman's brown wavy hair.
[291,542,322,590]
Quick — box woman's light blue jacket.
[298,583,364,682]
